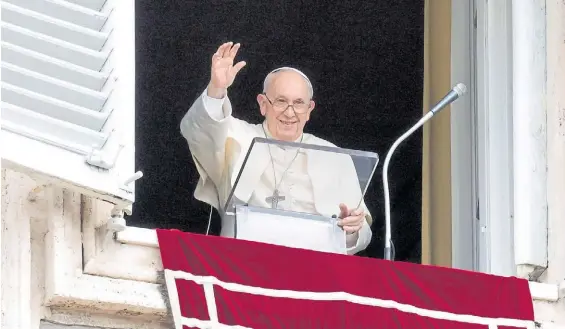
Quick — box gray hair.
[262,67,314,99]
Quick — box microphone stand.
[382,83,467,261]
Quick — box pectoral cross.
[265,189,285,209]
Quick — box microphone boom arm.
[382,83,467,261]
[382,111,433,261]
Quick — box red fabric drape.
[157,229,534,329]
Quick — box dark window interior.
[133,0,424,262]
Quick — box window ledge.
[529,281,560,302]
[117,227,561,303]
[116,226,159,248]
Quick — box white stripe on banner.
[181,317,252,329]
[164,269,185,329]
[203,282,219,323]
[164,269,535,329]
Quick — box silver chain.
[261,124,303,193]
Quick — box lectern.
[222,137,379,254]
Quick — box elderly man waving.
[181,42,372,254]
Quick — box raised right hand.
[208,42,246,98]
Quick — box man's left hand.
[337,203,365,234]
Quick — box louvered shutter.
[1,0,138,205]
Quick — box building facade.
[1,0,564,328]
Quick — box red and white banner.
[157,229,535,329]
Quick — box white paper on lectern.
[235,205,347,254]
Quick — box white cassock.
[180,89,373,254]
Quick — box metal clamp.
[105,171,143,233]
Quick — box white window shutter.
[1,0,139,207]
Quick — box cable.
[205,205,212,235]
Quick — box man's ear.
[305,100,316,120]
[257,94,267,116]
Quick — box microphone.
[382,83,467,261]
[430,83,467,115]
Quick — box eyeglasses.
[263,94,311,114]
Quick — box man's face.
[257,71,315,141]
